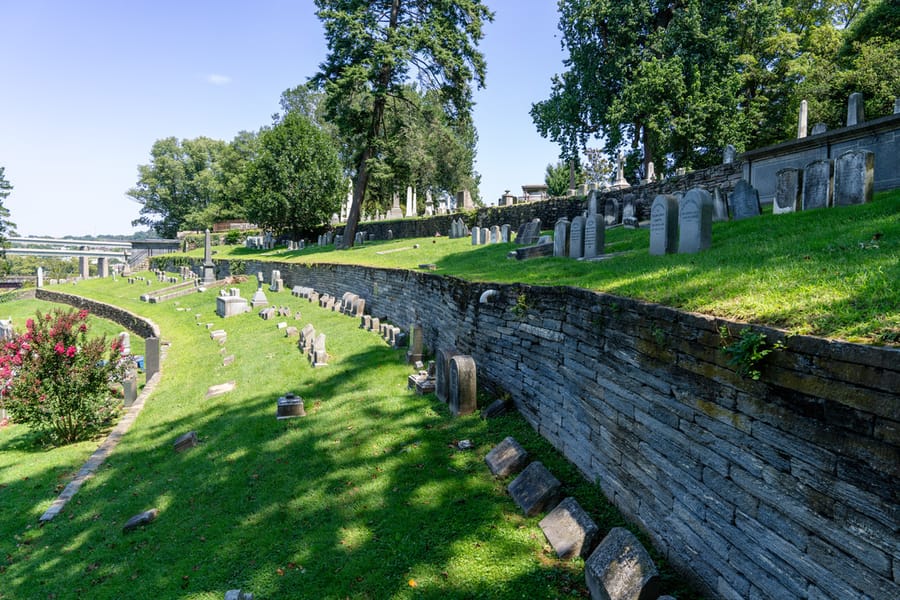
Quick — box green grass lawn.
[0,278,698,599]
[201,190,900,345]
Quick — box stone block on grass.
[539,497,599,559]
[206,381,236,398]
[585,527,660,600]
[508,461,561,516]
[123,508,159,533]
[485,436,529,477]
[173,431,199,453]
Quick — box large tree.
[0,167,17,258]
[313,0,493,247]
[244,111,344,241]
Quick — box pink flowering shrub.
[0,308,129,445]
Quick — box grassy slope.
[0,278,696,599]
[207,190,899,344]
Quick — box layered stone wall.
[166,258,899,599]
[34,289,160,339]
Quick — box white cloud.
[205,74,232,85]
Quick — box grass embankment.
[0,278,697,599]
[206,190,900,344]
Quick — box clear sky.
[1,1,569,237]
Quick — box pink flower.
[66,346,77,358]
[55,342,65,355]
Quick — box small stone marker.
[173,431,199,453]
[210,329,227,343]
[649,195,679,256]
[677,188,713,254]
[224,590,254,600]
[449,355,477,416]
[123,376,138,407]
[802,159,834,210]
[484,436,529,477]
[276,393,305,419]
[585,527,660,600]
[833,149,874,206]
[507,461,562,517]
[539,497,599,559]
[481,397,509,419]
[285,326,299,338]
[206,381,236,398]
[774,168,802,214]
[223,354,236,366]
[730,179,761,220]
[811,122,828,135]
[311,334,327,367]
[123,508,159,533]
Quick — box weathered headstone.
[833,149,874,206]
[604,198,620,226]
[539,497,599,559]
[435,347,459,403]
[712,187,729,222]
[407,324,423,364]
[774,168,803,214]
[225,589,254,600]
[471,226,481,246]
[811,122,828,135]
[479,227,488,245]
[276,393,305,419]
[677,188,713,254]
[173,431,199,453]
[123,376,138,407]
[846,92,865,127]
[569,215,585,259]
[311,334,327,367]
[797,99,808,138]
[145,337,160,380]
[649,195,679,256]
[583,213,604,259]
[507,461,562,516]
[585,527,660,600]
[723,144,736,165]
[500,224,510,242]
[553,218,570,257]
[484,436,529,477]
[730,180,761,220]
[448,355,477,416]
[802,159,834,210]
[490,225,501,244]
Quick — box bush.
[0,308,129,445]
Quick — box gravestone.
[310,334,327,367]
[300,324,316,353]
[649,195,679,256]
[730,180,761,220]
[36,266,44,288]
[123,376,138,407]
[370,317,380,333]
[480,227,488,245]
[484,436,529,477]
[587,190,600,217]
[206,381,236,398]
[833,149,874,206]
[553,218,570,257]
[677,188,713,254]
[145,337,160,380]
[797,99,808,138]
[583,214,604,259]
[276,393,305,419]
[507,461,562,517]
[202,229,216,284]
[449,355,477,416]
[173,431,199,453]
[604,198,620,226]
[846,92,865,126]
[500,224,510,242]
[490,225,501,244]
[388,193,403,219]
[435,347,459,403]
[217,294,248,318]
[569,215,585,259]
[471,226,481,246]
[802,159,833,210]
[585,527,660,600]
[712,187,729,222]
[117,332,131,354]
[811,122,828,135]
[774,168,803,214]
[539,497,599,559]
[407,324,423,364]
[622,194,638,228]
[723,144,736,164]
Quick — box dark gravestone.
[481,397,510,419]
[677,188,713,254]
[583,213,605,259]
[435,347,458,403]
[449,355,477,416]
[846,92,865,126]
[774,168,803,214]
[604,198,620,226]
[585,527,661,600]
[539,497,600,559]
[833,149,874,206]
[276,393,306,419]
[730,180,761,220]
[173,431,199,452]
[123,508,159,533]
[649,195,679,256]
[712,187,729,222]
[802,159,834,210]
[484,436,529,477]
[553,218,570,257]
[622,194,638,228]
[514,222,528,244]
[508,461,562,517]
[569,215,585,259]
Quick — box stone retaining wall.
[34,289,160,339]
[164,258,899,599]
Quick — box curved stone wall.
[34,289,160,339]
[164,258,900,599]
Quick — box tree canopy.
[0,167,17,256]
[313,0,493,246]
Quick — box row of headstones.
[359,315,408,350]
[484,436,665,599]
[471,224,511,245]
[514,218,544,246]
[774,149,874,213]
[245,232,275,249]
[298,323,327,367]
[448,217,470,239]
[552,212,606,259]
[177,266,197,280]
[317,231,335,246]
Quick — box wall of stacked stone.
[339,162,744,240]
[34,289,160,339]
[165,257,898,599]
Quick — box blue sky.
[1,1,569,237]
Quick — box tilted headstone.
[553,218,570,257]
[173,431,199,453]
[730,180,761,220]
[712,187,729,222]
[507,461,562,517]
[540,497,599,559]
[585,527,660,600]
[802,159,834,210]
[846,92,865,127]
[449,355,477,416]
[583,213,604,259]
[569,215,585,259]
[833,149,874,206]
[484,436,529,477]
[435,347,459,403]
[677,188,713,254]
[774,168,803,214]
[649,195,679,256]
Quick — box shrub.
[0,308,129,445]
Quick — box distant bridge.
[5,237,181,276]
